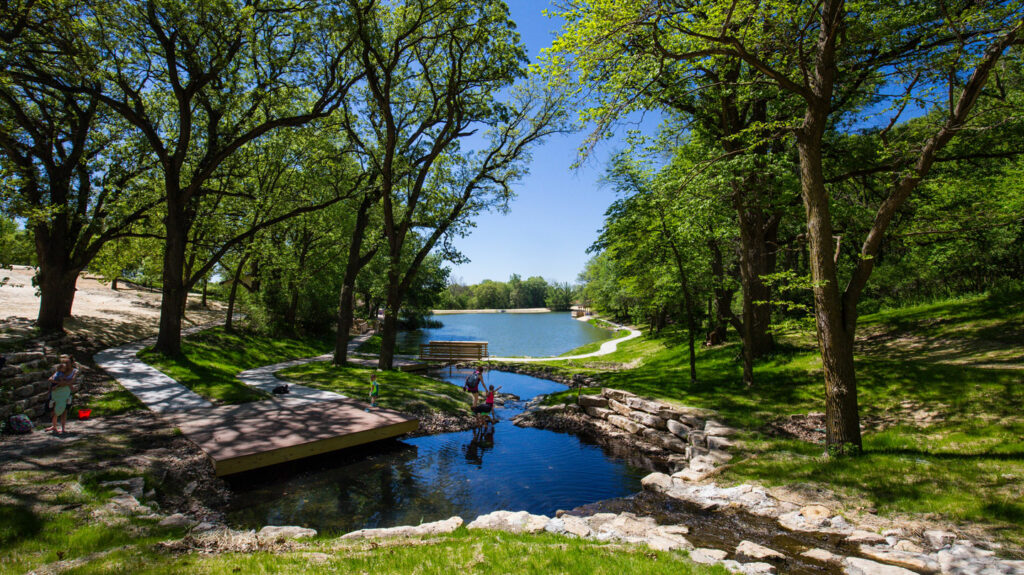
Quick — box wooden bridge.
[418,340,489,363]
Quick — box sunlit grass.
[64,529,728,575]
[137,328,333,404]
[279,362,472,415]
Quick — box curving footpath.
[95,327,372,412]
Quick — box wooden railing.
[418,340,489,363]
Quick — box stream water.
[227,370,655,534]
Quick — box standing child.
[45,354,77,435]
[368,372,380,408]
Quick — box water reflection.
[227,370,654,533]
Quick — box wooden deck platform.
[164,398,419,476]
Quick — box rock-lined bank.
[515,386,736,480]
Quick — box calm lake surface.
[394,311,613,357]
[227,370,654,533]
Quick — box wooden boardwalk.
[164,398,419,476]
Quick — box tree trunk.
[735,201,778,357]
[335,196,375,365]
[680,295,697,383]
[705,238,735,346]
[377,283,402,370]
[285,280,299,332]
[155,200,189,355]
[36,269,77,332]
[201,278,208,308]
[797,113,863,455]
[225,252,248,333]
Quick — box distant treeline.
[438,275,578,312]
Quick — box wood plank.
[164,398,419,476]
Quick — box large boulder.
[666,419,691,439]
[584,406,613,419]
[579,395,609,408]
[629,410,667,430]
[467,510,549,534]
[625,396,663,415]
[607,414,644,435]
[608,399,632,417]
[843,557,918,575]
[735,540,785,562]
[602,388,636,403]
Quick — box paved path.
[96,327,373,413]
[235,332,377,400]
[94,324,216,413]
[488,321,641,362]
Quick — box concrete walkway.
[488,320,641,363]
[94,324,217,413]
[234,332,377,400]
[96,327,373,413]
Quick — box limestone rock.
[689,430,707,448]
[666,419,691,439]
[843,557,918,575]
[735,540,785,562]
[641,472,673,493]
[607,414,644,435]
[846,530,886,545]
[657,407,684,420]
[689,455,718,474]
[341,516,463,539]
[630,410,667,430]
[602,388,635,403]
[579,395,609,409]
[708,436,735,450]
[672,469,712,483]
[858,545,940,573]
[584,406,612,420]
[893,540,923,554]
[109,494,150,515]
[799,505,831,525]
[802,548,843,564]
[689,548,728,565]
[625,396,663,415]
[641,428,689,453]
[561,516,593,538]
[739,562,776,574]
[158,513,196,529]
[608,399,632,417]
[258,525,317,541]
[467,510,549,534]
[923,529,956,550]
[101,477,145,500]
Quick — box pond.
[226,369,657,534]
[393,311,613,357]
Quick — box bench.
[418,340,489,363]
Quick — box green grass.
[279,362,472,415]
[558,329,631,357]
[137,328,333,404]
[57,529,727,575]
[537,291,1024,547]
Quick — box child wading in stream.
[472,382,501,427]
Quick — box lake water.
[227,369,655,533]
[394,312,613,357]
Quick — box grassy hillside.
[539,290,1024,549]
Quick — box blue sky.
[445,2,642,286]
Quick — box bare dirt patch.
[1,265,225,347]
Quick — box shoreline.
[431,308,552,315]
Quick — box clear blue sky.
[445,2,646,286]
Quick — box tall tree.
[11,0,364,353]
[552,0,1024,454]
[342,0,564,369]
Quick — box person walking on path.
[45,354,77,434]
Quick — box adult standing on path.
[46,354,77,434]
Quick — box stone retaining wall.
[1,334,94,424]
[521,387,737,479]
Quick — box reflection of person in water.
[464,422,496,466]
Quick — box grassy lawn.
[534,290,1024,547]
[278,362,472,415]
[55,529,727,575]
[137,328,333,404]
[558,329,632,357]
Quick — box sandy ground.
[0,265,225,346]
